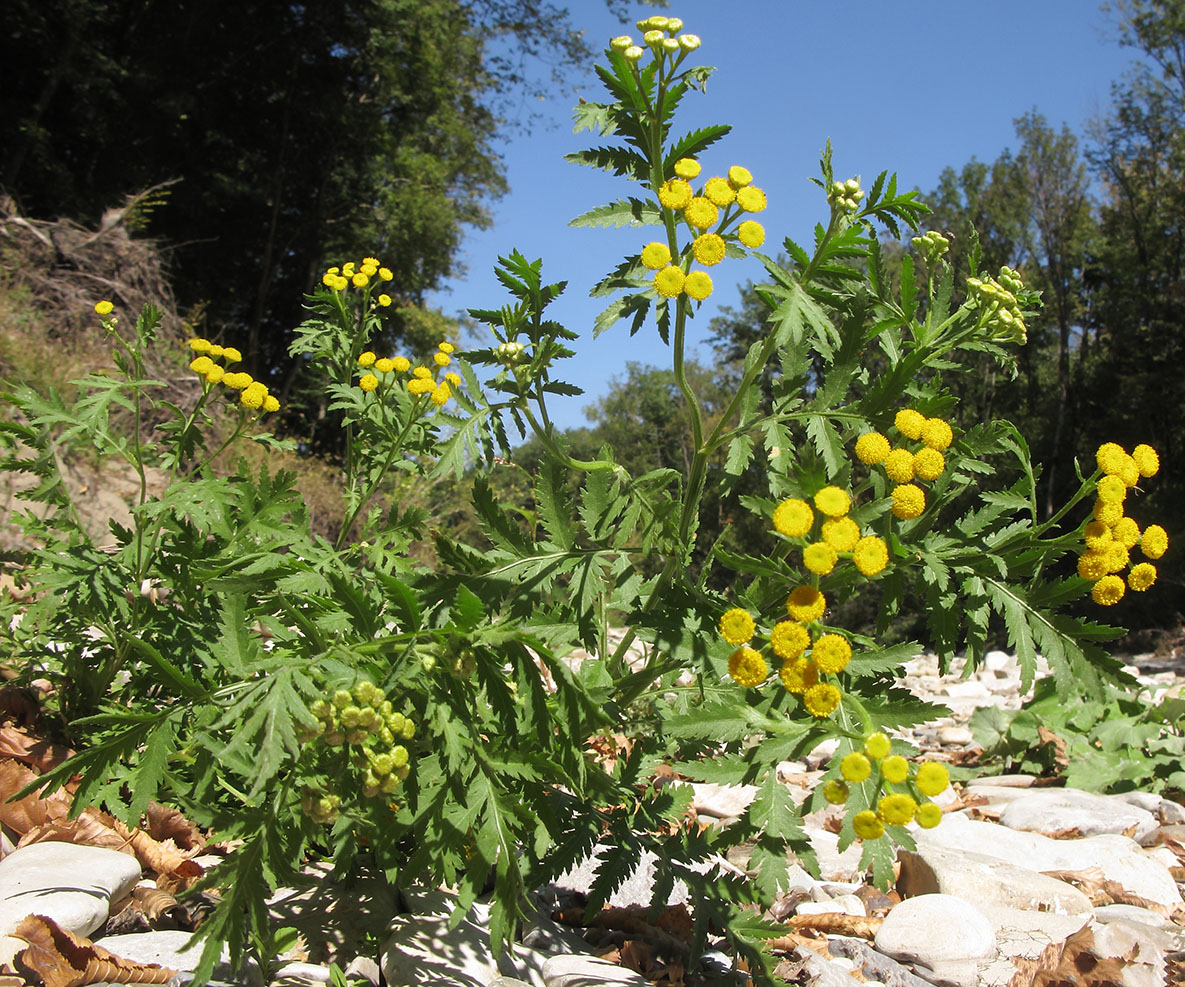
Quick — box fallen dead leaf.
[1040,866,1174,917]
[0,760,73,837]
[145,801,205,851]
[1036,725,1069,770]
[0,727,73,773]
[1030,923,1134,987]
[0,687,40,729]
[14,914,176,987]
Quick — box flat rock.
[1093,903,1169,928]
[95,930,263,987]
[915,813,1182,912]
[875,893,997,966]
[381,910,548,987]
[896,845,1093,917]
[0,841,142,937]
[540,954,648,987]
[825,937,935,987]
[803,828,864,882]
[998,788,1159,841]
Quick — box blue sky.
[426,1,1139,432]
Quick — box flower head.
[1097,475,1127,503]
[728,647,768,687]
[852,810,884,841]
[786,585,825,623]
[803,682,841,718]
[263,395,280,414]
[779,656,818,693]
[1077,551,1109,581]
[1141,524,1168,559]
[915,761,950,797]
[737,220,765,248]
[673,157,701,179]
[1132,443,1159,477]
[641,241,672,269]
[654,265,685,298]
[684,270,713,301]
[222,347,242,364]
[822,780,849,805]
[878,793,917,826]
[1092,498,1124,527]
[1083,520,1111,550]
[393,356,411,373]
[1112,516,1140,549]
[187,337,212,353]
[1096,442,1127,475]
[913,448,945,482]
[684,196,718,230]
[841,752,871,782]
[94,300,114,316]
[864,732,891,760]
[883,448,915,483]
[379,267,393,281]
[803,542,838,575]
[822,516,860,552]
[735,186,766,212]
[375,358,395,373]
[814,485,850,517]
[658,178,692,210]
[773,498,814,538]
[855,431,890,464]
[727,165,753,188]
[719,608,756,645]
[352,272,369,288]
[377,294,392,307]
[359,373,379,393]
[703,176,735,206]
[853,536,889,576]
[921,418,953,451]
[1091,574,1125,606]
[430,382,451,406]
[358,351,377,367]
[881,755,909,784]
[916,802,943,829]
[895,408,925,440]
[205,366,225,384]
[445,372,461,387]
[811,633,852,673]
[190,356,215,375]
[433,351,450,367]
[408,377,434,396]
[692,233,726,266]
[891,484,926,520]
[1128,562,1157,591]
[770,621,810,660]
[678,34,701,50]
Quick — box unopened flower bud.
[623,45,644,61]
[666,18,683,32]
[662,37,680,52]
[610,35,632,50]
[678,34,700,50]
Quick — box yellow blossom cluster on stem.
[611,14,700,65]
[771,486,889,579]
[358,341,459,408]
[321,255,395,305]
[1079,442,1166,605]
[187,337,279,413]
[856,408,956,520]
[645,150,767,304]
[830,732,949,839]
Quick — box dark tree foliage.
[0,0,651,451]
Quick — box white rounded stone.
[875,894,997,964]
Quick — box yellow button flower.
[190,356,215,375]
[1096,442,1127,475]
[916,802,943,829]
[727,165,753,188]
[737,220,765,248]
[378,294,392,307]
[803,542,837,575]
[773,498,814,538]
[703,176,735,206]
[786,585,825,623]
[891,484,925,520]
[813,485,850,517]
[684,270,713,300]
[654,265,685,298]
[1092,574,1125,606]
[445,372,461,387]
[881,755,909,784]
[683,196,718,230]
[728,647,768,687]
[692,233,726,266]
[803,683,841,718]
[430,382,451,406]
[852,810,884,841]
[1077,551,1109,581]
[393,356,411,373]
[657,178,692,210]
[1092,498,1123,527]
[913,447,945,481]
[641,241,672,269]
[883,448,915,483]
[770,621,810,660]
[222,347,242,364]
[263,395,280,414]
[1128,562,1157,591]
[1112,516,1140,548]
[811,633,851,673]
[1132,443,1159,477]
[853,536,888,576]
[719,607,755,645]
[439,341,455,353]
[433,352,450,367]
[352,272,369,288]
[855,431,890,464]
[1083,520,1111,550]
[375,358,395,373]
[413,366,432,378]
[1096,474,1126,503]
[94,300,114,316]
[408,377,434,396]
[678,34,701,50]
[358,351,377,367]
[673,157,701,179]
[359,373,379,393]
[863,732,891,760]
[379,267,394,281]
[915,762,950,796]
[920,418,953,451]
[205,366,225,384]
[778,656,817,693]
[822,780,849,805]
[877,793,917,826]
[187,337,212,352]
[1141,524,1168,559]
[841,752,871,782]
[895,408,926,440]
[821,517,860,552]
[735,186,766,212]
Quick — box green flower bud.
[332,689,352,709]
[380,774,400,794]
[391,745,409,769]
[340,706,362,728]
[610,35,632,51]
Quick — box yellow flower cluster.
[831,732,949,838]
[1079,442,1166,605]
[857,409,955,520]
[300,680,416,815]
[187,337,279,413]
[911,230,950,266]
[611,15,700,63]
[321,255,395,296]
[358,341,458,407]
[771,487,889,578]
[645,156,767,304]
[967,266,1027,344]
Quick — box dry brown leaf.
[19,806,134,854]
[110,817,194,877]
[14,914,176,987]
[1036,725,1069,769]
[144,802,205,851]
[0,760,73,837]
[1040,866,1174,917]
[787,912,884,940]
[0,727,71,773]
[1030,923,1134,987]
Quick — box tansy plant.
[0,16,1171,987]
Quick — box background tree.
[0,0,653,452]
